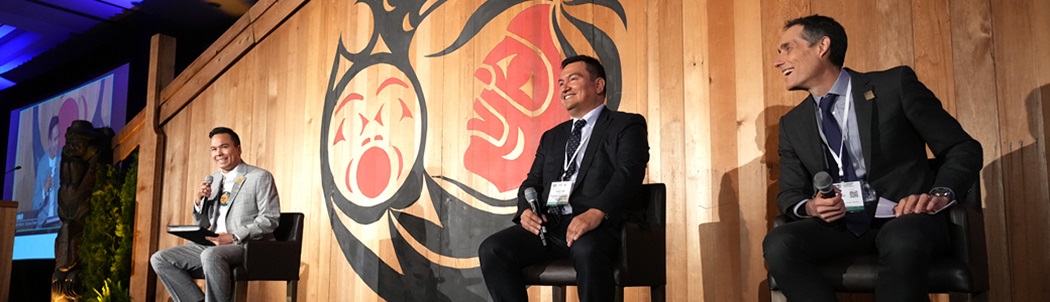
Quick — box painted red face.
[464,4,568,192]
[328,64,420,202]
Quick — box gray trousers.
[150,242,244,302]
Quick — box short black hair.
[209,127,241,146]
[785,15,847,67]
[561,55,607,94]
[48,116,60,136]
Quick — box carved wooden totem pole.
[51,121,113,301]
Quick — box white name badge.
[835,181,865,212]
[546,181,573,206]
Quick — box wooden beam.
[111,111,145,163]
[157,0,308,126]
[158,15,251,110]
[0,201,17,301]
[129,33,176,302]
[158,21,254,125]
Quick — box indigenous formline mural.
[320,0,627,300]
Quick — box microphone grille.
[524,187,537,200]
[813,171,833,191]
[205,175,214,182]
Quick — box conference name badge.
[836,181,865,212]
[546,181,572,206]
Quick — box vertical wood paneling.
[132,0,1050,301]
[653,0,690,300]
[912,0,956,115]
[699,0,743,300]
[732,0,771,299]
[0,201,18,300]
[129,34,175,302]
[949,0,1006,300]
[990,0,1050,300]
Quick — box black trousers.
[479,214,621,302]
[763,213,950,302]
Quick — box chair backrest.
[275,212,305,243]
[617,183,667,286]
[624,183,666,226]
[239,212,304,281]
[946,176,989,293]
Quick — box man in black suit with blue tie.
[479,55,650,302]
[762,15,983,302]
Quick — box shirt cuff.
[791,199,813,218]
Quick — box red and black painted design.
[321,1,626,301]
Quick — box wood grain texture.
[0,201,16,301]
[128,34,176,302]
[129,0,1049,301]
[111,110,144,162]
[989,0,1050,300]
[949,0,1006,300]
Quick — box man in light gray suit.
[151,127,281,302]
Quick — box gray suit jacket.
[195,163,281,243]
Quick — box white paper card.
[836,181,865,212]
[546,181,573,206]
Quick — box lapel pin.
[864,90,875,101]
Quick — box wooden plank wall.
[130,0,1050,301]
[0,201,17,300]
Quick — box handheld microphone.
[524,187,547,247]
[200,175,214,204]
[813,171,836,198]
[4,166,22,175]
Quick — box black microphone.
[813,171,836,198]
[524,187,547,247]
[4,166,21,175]
[200,175,214,204]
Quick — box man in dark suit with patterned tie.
[762,15,983,302]
[151,127,281,302]
[479,55,650,302]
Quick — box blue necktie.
[819,94,869,235]
[563,119,587,181]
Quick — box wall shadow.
[981,83,1050,300]
[699,105,788,302]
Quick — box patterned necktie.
[209,176,225,231]
[563,119,587,181]
[819,94,869,235]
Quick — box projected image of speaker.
[2,64,128,260]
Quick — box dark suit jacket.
[776,66,983,219]
[514,107,650,225]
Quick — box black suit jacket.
[776,66,982,219]
[514,107,650,225]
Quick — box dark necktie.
[819,94,869,235]
[563,119,587,181]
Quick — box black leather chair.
[191,212,304,302]
[768,165,988,302]
[521,183,666,302]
